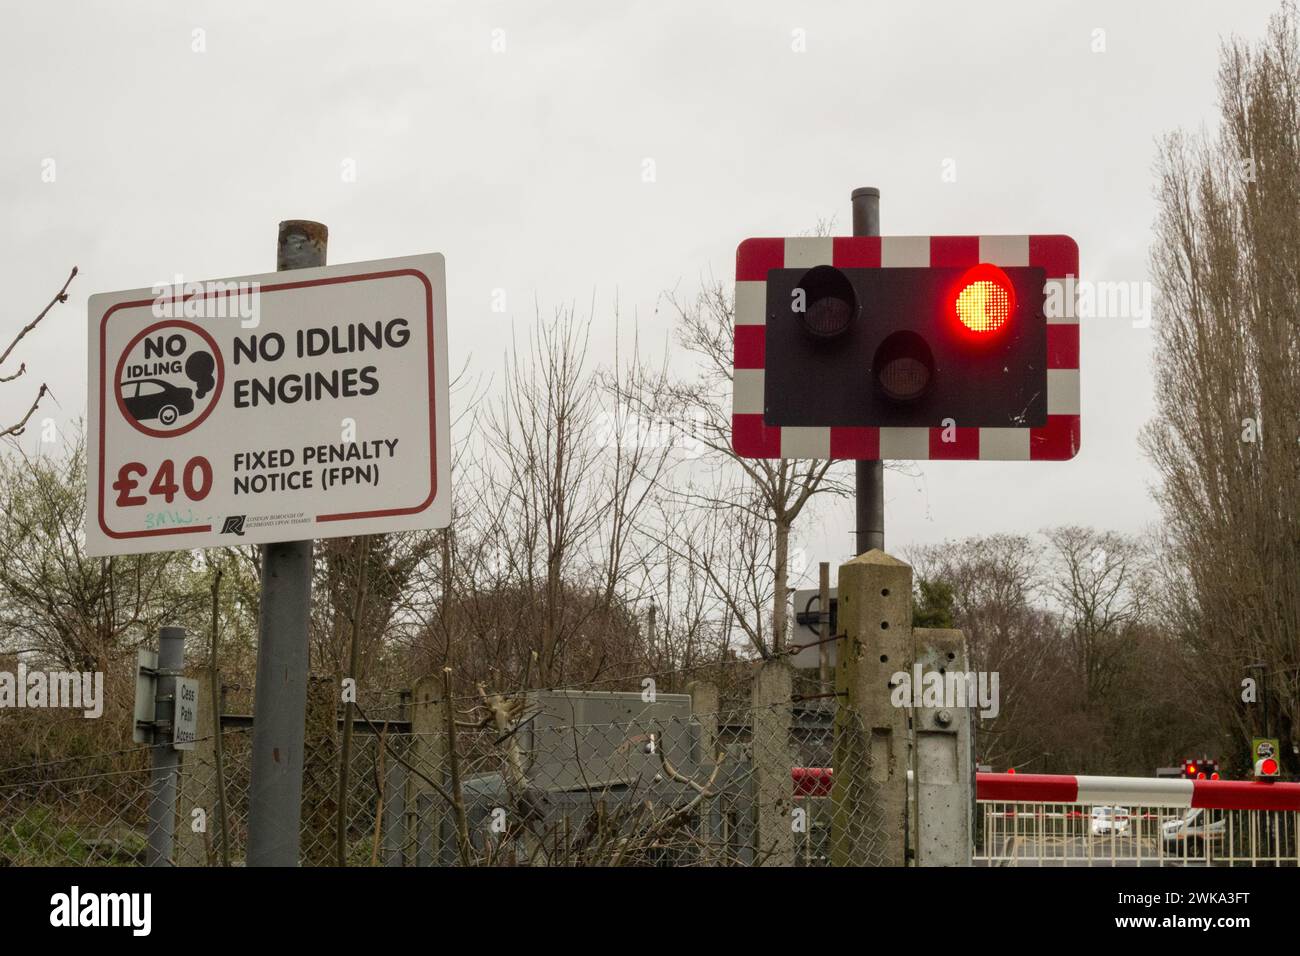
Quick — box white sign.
[87,254,450,555]
[173,677,199,751]
[790,586,837,670]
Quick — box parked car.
[1090,805,1131,835]
[121,378,194,426]
[1162,807,1225,855]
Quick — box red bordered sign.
[732,235,1079,461]
[86,253,451,556]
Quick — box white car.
[1162,807,1225,853]
[1091,805,1131,835]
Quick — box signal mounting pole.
[852,187,884,554]
[246,219,327,866]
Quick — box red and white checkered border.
[731,235,1080,461]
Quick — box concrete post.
[336,535,371,866]
[912,627,974,866]
[687,680,721,864]
[409,675,449,865]
[146,626,185,867]
[687,679,719,760]
[751,660,795,866]
[300,674,338,866]
[247,220,326,867]
[381,748,408,866]
[382,691,412,866]
[830,550,912,866]
[818,561,832,691]
[176,666,217,866]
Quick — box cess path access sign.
[87,253,450,556]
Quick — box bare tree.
[1044,526,1151,710]
[312,531,440,687]
[652,471,779,660]
[912,530,1204,775]
[422,304,675,693]
[661,279,851,657]
[911,534,1061,770]
[1143,3,1300,771]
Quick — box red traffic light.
[954,263,1016,334]
[1257,757,1280,777]
[1184,758,1220,779]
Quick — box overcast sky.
[0,1,1279,589]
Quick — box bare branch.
[1,266,77,370]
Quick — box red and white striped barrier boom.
[791,768,1300,811]
[977,773,1300,811]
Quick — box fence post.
[912,627,974,866]
[409,675,448,865]
[382,691,411,866]
[751,659,795,866]
[176,665,217,866]
[830,550,913,866]
[818,561,832,692]
[688,679,721,864]
[300,674,338,866]
[146,626,185,867]
[688,680,719,761]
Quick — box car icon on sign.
[120,378,195,426]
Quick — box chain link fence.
[975,802,1300,867]
[0,689,903,867]
[0,747,162,866]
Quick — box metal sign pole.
[246,220,327,866]
[851,187,884,555]
[146,626,185,866]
